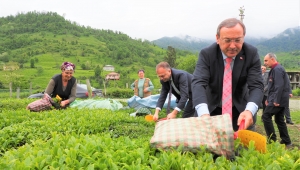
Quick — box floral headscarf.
[61,62,75,71]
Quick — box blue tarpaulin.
[127,94,177,110]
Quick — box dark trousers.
[210,106,257,131]
[181,99,196,118]
[262,95,267,112]
[284,107,292,122]
[262,106,291,144]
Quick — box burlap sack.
[27,93,54,112]
[150,114,235,157]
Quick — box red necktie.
[222,57,233,118]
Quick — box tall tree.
[164,46,177,68]
[30,58,35,68]
[177,55,197,74]
[94,65,101,77]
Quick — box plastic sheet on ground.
[127,94,177,110]
[70,99,123,111]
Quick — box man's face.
[216,24,244,58]
[156,67,171,82]
[261,66,266,73]
[264,55,273,68]
[138,71,145,79]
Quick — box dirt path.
[289,99,300,111]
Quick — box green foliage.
[0,11,195,90]
[0,81,4,88]
[164,46,177,68]
[177,55,197,74]
[30,58,34,68]
[105,88,133,98]
[36,66,44,76]
[257,28,300,55]
[94,65,101,77]
[0,98,299,169]
[292,88,300,96]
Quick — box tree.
[177,55,197,74]
[94,65,101,77]
[164,46,177,68]
[30,58,35,68]
[0,81,4,88]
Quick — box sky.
[1,0,299,41]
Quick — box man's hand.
[237,110,253,130]
[167,111,177,119]
[289,94,293,98]
[273,102,280,107]
[153,112,159,121]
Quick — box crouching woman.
[45,61,77,108]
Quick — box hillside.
[0,11,195,91]
[152,35,300,71]
[256,27,300,55]
[152,27,300,58]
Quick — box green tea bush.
[105,88,133,98]
[292,88,300,96]
[0,98,299,169]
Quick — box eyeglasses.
[221,38,244,44]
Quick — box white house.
[103,65,115,71]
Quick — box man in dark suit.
[192,18,264,131]
[153,62,195,121]
[263,53,292,146]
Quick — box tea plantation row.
[0,98,299,169]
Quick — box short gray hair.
[267,53,277,60]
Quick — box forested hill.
[255,27,300,55]
[0,11,169,68]
[0,11,196,90]
[152,28,300,58]
[152,35,213,54]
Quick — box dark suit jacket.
[192,42,264,113]
[267,64,290,107]
[156,68,193,110]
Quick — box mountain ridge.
[152,27,300,56]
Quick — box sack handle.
[238,119,245,130]
[233,119,245,139]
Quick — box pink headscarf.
[61,62,75,71]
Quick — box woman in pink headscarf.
[45,62,77,107]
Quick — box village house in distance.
[103,65,120,80]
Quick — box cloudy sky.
[1,0,299,41]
